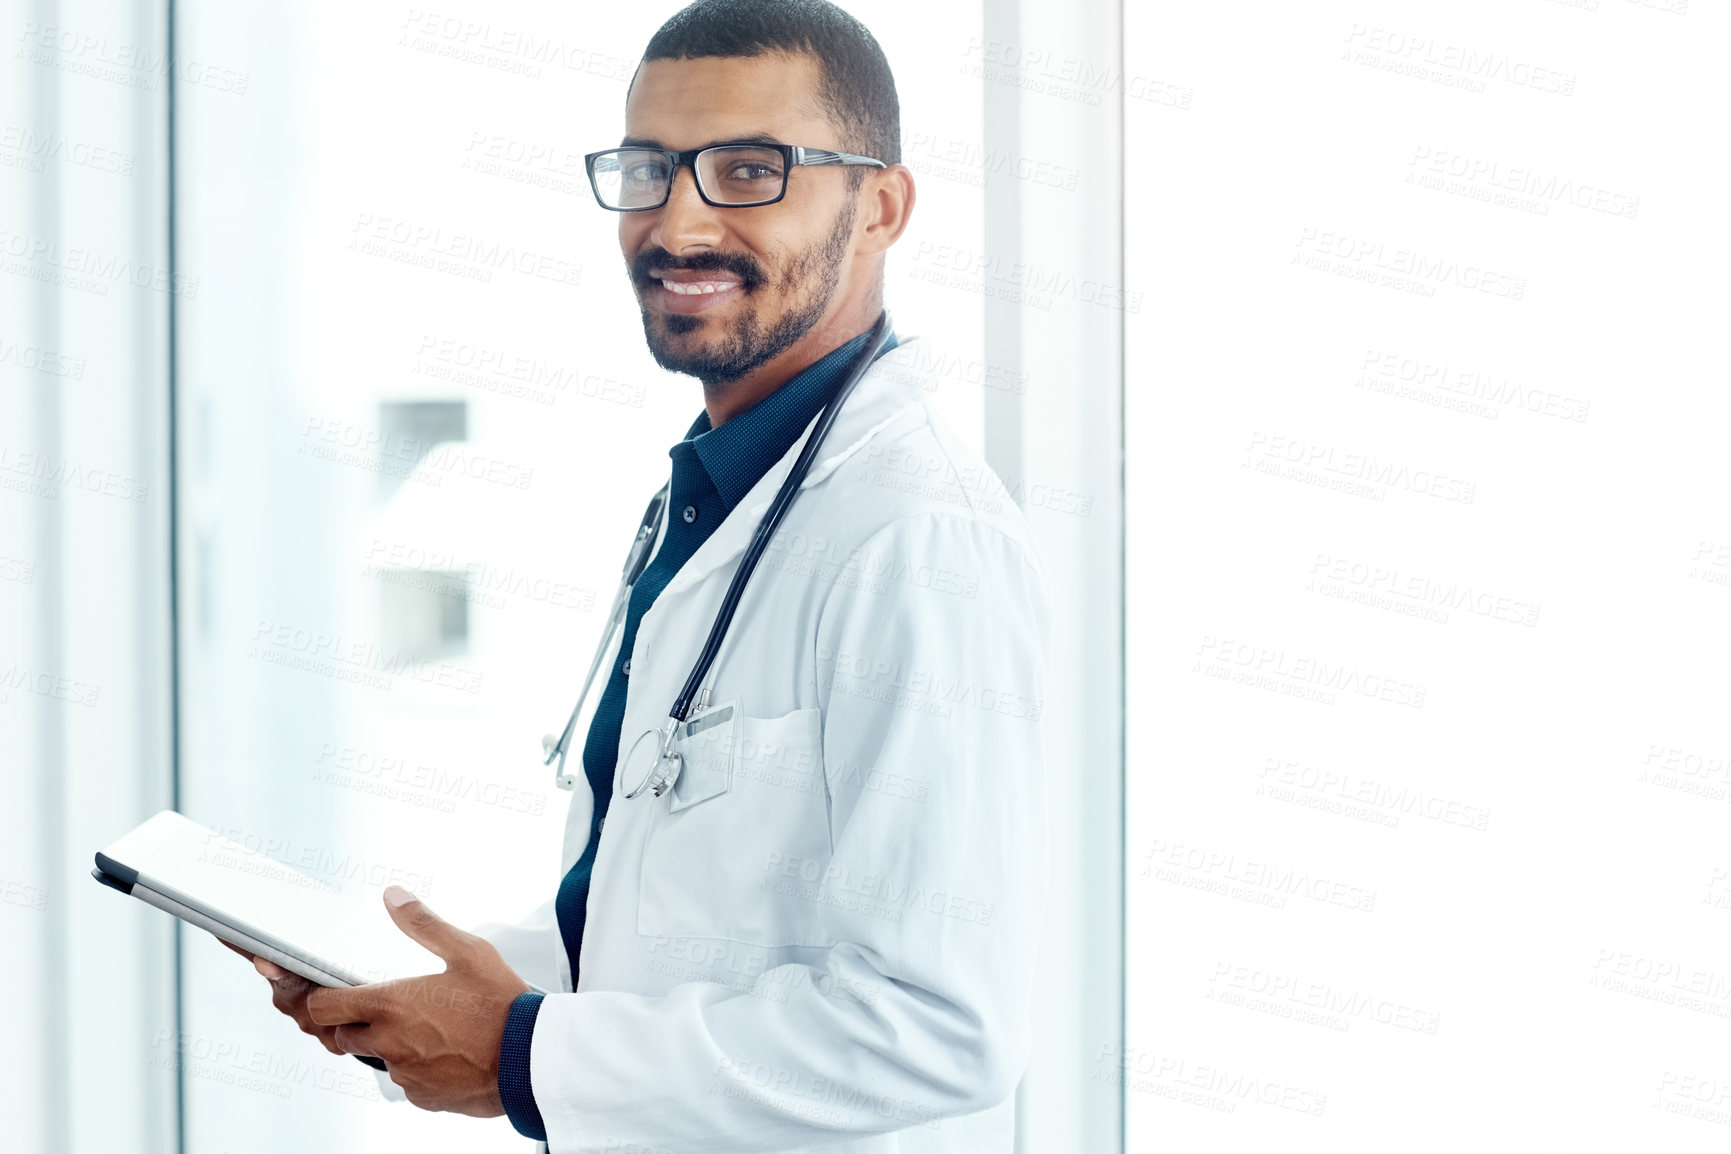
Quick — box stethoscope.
[541,311,894,801]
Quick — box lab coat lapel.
[659,335,928,600]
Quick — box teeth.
[661,280,738,296]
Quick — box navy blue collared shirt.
[497,323,897,1142]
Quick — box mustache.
[629,246,764,292]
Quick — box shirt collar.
[677,325,899,511]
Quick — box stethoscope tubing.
[543,485,667,781]
[544,310,893,787]
[664,309,893,727]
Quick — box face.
[617,54,866,388]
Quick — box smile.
[659,279,740,296]
[651,275,745,316]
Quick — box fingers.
[380,885,473,961]
[265,971,312,1005]
[219,935,288,983]
[253,970,343,1054]
[294,1014,345,1055]
[300,1017,345,1056]
[268,977,314,1028]
[332,1022,382,1060]
[218,939,257,963]
[306,981,400,1028]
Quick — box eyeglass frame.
[582,141,887,211]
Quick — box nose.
[648,163,725,255]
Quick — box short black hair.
[634,0,901,175]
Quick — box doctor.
[240,1,1053,1149]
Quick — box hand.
[305,885,533,1117]
[218,939,347,1056]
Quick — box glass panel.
[172,4,673,1149]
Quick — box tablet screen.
[96,809,444,985]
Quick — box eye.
[725,162,780,181]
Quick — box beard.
[631,200,857,388]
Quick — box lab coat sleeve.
[526,511,1053,1152]
[367,894,566,1104]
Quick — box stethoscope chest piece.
[619,718,683,799]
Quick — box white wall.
[1126,1,1729,1149]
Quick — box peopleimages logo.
[1293,227,1526,301]
[0,124,134,175]
[0,444,148,502]
[348,212,581,288]
[248,619,485,694]
[0,227,199,297]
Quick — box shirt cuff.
[498,990,548,1141]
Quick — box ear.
[855,164,916,257]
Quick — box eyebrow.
[617,132,787,150]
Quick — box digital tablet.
[92,809,453,989]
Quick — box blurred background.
[3,0,1727,1151]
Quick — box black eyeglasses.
[584,142,885,211]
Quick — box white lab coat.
[378,333,1053,1153]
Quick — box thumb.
[382,885,470,961]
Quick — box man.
[236,2,1052,1149]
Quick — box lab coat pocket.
[638,706,836,948]
[666,701,735,813]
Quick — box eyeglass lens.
[591,146,787,208]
